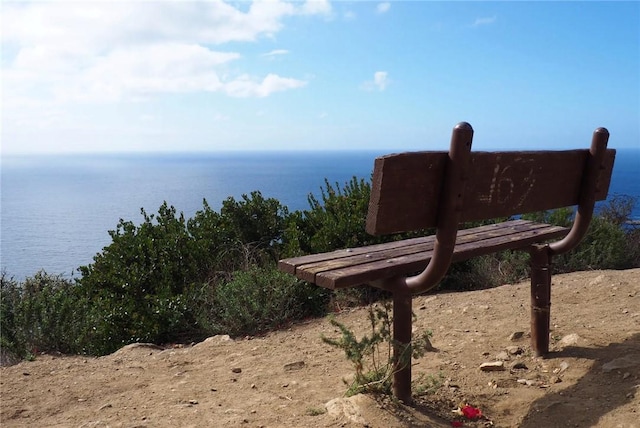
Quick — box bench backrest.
[367,124,616,235]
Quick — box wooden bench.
[279,122,615,402]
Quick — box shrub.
[1,271,89,357]
[322,301,434,397]
[206,267,329,337]
[287,177,381,256]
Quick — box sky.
[1,0,639,154]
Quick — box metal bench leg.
[393,291,413,403]
[530,244,552,356]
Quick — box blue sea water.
[1,149,639,281]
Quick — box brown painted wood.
[367,149,615,235]
[278,220,568,289]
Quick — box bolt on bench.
[278,122,615,402]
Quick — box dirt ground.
[1,269,639,428]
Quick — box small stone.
[99,403,113,411]
[558,361,570,373]
[480,361,505,371]
[549,376,562,384]
[506,346,524,355]
[495,351,510,361]
[602,356,639,372]
[231,367,242,373]
[512,362,528,370]
[284,361,305,371]
[623,372,631,380]
[558,333,581,347]
[509,332,525,341]
[525,379,537,386]
[251,384,256,389]
[189,400,198,405]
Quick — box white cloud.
[261,49,290,57]
[1,1,328,107]
[376,3,391,14]
[224,73,307,98]
[361,71,390,91]
[300,0,332,16]
[472,16,497,27]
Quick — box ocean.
[2,149,639,281]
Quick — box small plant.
[321,300,434,397]
[412,372,445,397]
[305,406,327,416]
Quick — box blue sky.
[1,0,639,154]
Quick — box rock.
[495,351,510,361]
[506,346,524,355]
[509,331,525,341]
[512,362,528,370]
[549,375,562,384]
[558,333,581,347]
[479,361,505,371]
[231,367,242,373]
[558,361,570,373]
[325,395,367,425]
[602,356,639,372]
[283,361,305,371]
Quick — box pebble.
[231,367,242,373]
[512,362,528,370]
[549,375,562,384]
[602,356,639,372]
[506,346,524,355]
[509,331,525,341]
[495,351,510,361]
[479,361,505,371]
[558,333,581,347]
[284,361,305,371]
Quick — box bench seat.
[279,219,569,289]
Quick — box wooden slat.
[278,220,569,289]
[279,219,531,275]
[367,149,616,235]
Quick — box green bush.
[1,272,89,357]
[286,177,383,256]
[206,267,329,337]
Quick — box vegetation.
[321,301,434,396]
[1,176,638,363]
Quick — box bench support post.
[392,291,413,403]
[530,244,552,356]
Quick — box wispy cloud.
[376,2,391,14]
[261,49,290,58]
[361,71,390,91]
[472,16,497,27]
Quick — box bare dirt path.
[2,269,639,427]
